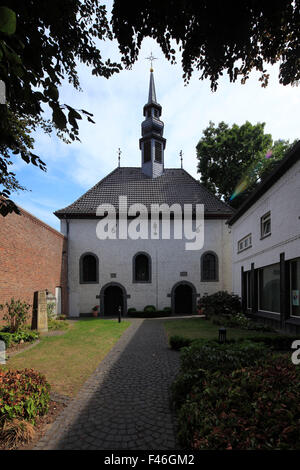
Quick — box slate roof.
[54,167,233,219]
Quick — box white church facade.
[55,70,233,317]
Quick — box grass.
[163,317,277,342]
[0,318,130,397]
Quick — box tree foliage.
[112,0,300,89]
[0,1,121,216]
[196,121,292,208]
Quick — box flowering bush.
[0,369,50,423]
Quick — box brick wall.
[0,206,68,322]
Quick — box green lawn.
[163,317,277,342]
[1,319,130,397]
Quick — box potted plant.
[92,306,99,318]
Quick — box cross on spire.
[146,51,157,71]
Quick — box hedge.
[177,356,300,449]
[171,340,270,408]
[168,334,300,352]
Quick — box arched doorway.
[171,281,197,315]
[100,283,127,316]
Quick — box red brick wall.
[0,207,68,322]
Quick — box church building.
[54,69,233,317]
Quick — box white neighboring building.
[55,70,233,317]
[228,142,300,333]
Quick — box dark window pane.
[144,141,151,163]
[82,255,97,282]
[135,254,150,281]
[155,141,162,163]
[247,271,252,308]
[202,253,217,281]
[259,263,280,313]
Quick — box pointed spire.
[146,52,157,104]
[148,70,157,104]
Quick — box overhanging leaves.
[0,6,16,35]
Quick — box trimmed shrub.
[171,340,270,409]
[180,339,269,373]
[143,305,156,312]
[0,369,50,423]
[127,308,137,313]
[169,335,193,351]
[198,291,241,318]
[177,356,300,450]
[163,307,172,312]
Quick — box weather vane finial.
[146,51,157,72]
[118,148,121,168]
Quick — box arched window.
[80,253,99,283]
[201,252,218,282]
[133,252,151,283]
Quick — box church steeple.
[140,68,166,178]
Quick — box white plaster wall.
[61,217,232,316]
[231,159,300,297]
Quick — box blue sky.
[9,4,300,231]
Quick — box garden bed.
[165,310,300,450]
[0,398,66,450]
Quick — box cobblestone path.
[35,319,180,450]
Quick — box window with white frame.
[238,234,252,253]
[261,211,271,238]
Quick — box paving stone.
[35,318,180,450]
